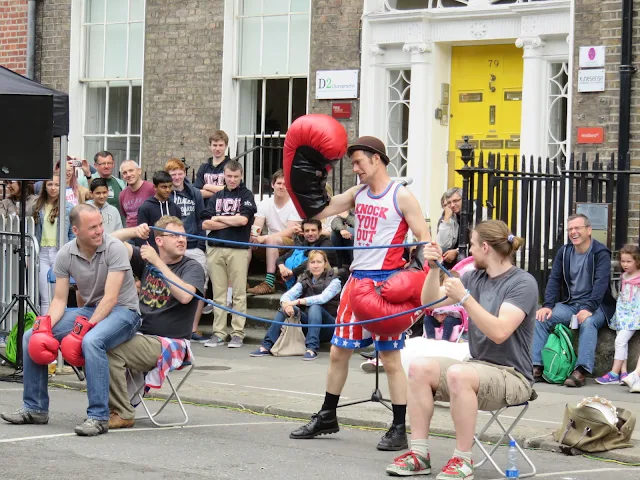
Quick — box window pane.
[129,136,141,163]
[131,86,142,134]
[86,0,105,22]
[130,0,144,22]
[289,14,309,75]
[84,137,104,161]
[291,78,307,124]
[127,22,144,78]
[105,24,127,78]
[106,0,128,22]
[290,0,310,13]
[240,0,261,16]
[85,25,104,78]
[105,137,127,167]
[263,0,288,15]
[108,86,129,134]
[239,17,261,76]
[262,16,287,75]
[265,79,289,134]
[238,80,260,135]
[85,86,106,134]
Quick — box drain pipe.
[26,0,36,79]
[617,0,635,249]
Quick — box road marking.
[0,421,293,444]
[488,467,640,479]
[203,381,349,399]
[0,388,24,392]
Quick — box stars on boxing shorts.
[331,336,373,350]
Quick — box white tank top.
[350,181,409,271]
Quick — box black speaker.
[0,94,54,181]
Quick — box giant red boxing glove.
[380,245,428,305]
[60,316,94,367]
[349,278,424,337]
[283,114,348,219]
[28,315,60,365]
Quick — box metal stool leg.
[473,403,537,478]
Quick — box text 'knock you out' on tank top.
[350,181,408,271]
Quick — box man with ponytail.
[386,220,538,480]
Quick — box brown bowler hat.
[347,136,390,165]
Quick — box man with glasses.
[437,187,463,269]
[105,216,204,429]
[79,151,126,214]
[532,213,615,387]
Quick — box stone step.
[197,307,274,334]
[247,292,281,310]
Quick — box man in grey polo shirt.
[1,204,141,437]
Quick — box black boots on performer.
[289,409,408,451]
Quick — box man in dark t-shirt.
[193,130,231,200]
[107,215,204,428]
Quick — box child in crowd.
[136,171,180,250]
[597,244,640,386]
[32,174,73,313]
[89,178,123,235]
[423,270,464,341]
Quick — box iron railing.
[455,140,639,297]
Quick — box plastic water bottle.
[505,440,520,478]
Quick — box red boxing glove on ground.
[28,315,60,365]
[60,316,94,367]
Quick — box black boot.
[289,410,339,439]
[377,423,408,451]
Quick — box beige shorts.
[431,357,533,412]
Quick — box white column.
[359,44,387,138]
[516,36,546,160]
[403,41,433,218]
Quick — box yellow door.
[448,45,524,188]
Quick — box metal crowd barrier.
[0,214,39,334]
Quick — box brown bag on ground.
[553,398,635,454]
[270,310,306,357]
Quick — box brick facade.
[141,0,225,173]
[0,0,28,75]
[308,0,363,191]
[571,0,640,242]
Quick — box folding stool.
[473,402,537,478]
[127,358,195,427]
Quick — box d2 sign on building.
[316,70,359,100]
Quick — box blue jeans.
[262,305,335,352]
[532,302,607,374]
[423,315,462,340]
[22,306,141,420]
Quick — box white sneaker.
[0,335,6,348]
[630,378,640,393]
[360,358,384,374]
[622,371,637,388]
[202,303,214,315]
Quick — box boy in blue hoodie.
[136,171,181,250]
[165,158,209,341]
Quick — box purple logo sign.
[588,47,596,60]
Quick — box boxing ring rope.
[147,226,455,330]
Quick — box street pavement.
[1,382,639,480]
[2,326,640,475]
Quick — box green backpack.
[4,312,36,365]
[542,323,576,384]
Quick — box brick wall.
[0,0,28,75]
[141,0,225,173]
[571,0,640,242]
[308,0,363,191]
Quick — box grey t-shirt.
[462,267,538,384]
[131,247,204,339]
[568,245,592,305]
[54,234,139,311]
